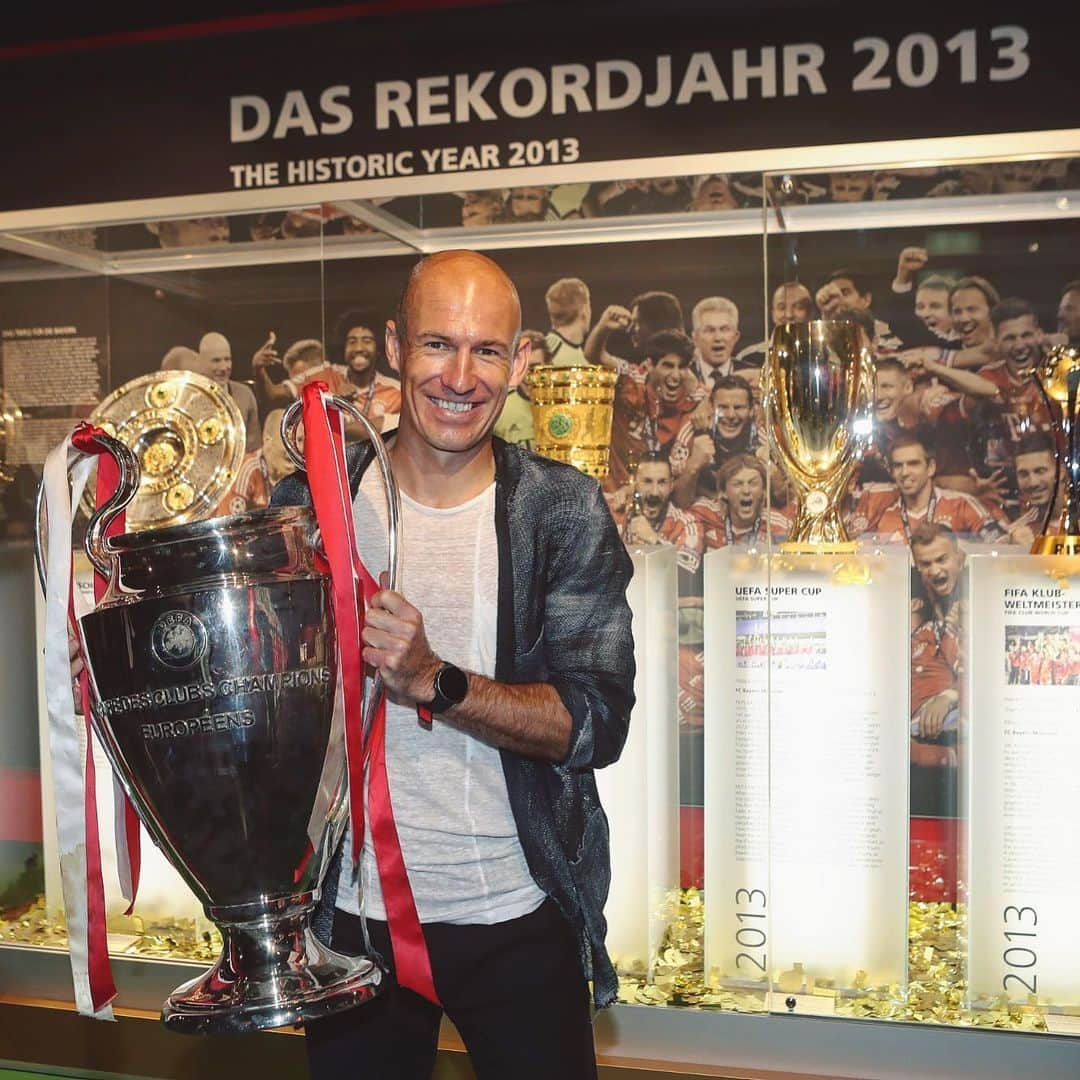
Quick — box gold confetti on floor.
[0,896,221,962]
[613,892,1048,1031]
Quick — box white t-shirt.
[336,466,545,925]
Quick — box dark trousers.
[305,899,598,1080]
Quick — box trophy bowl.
[763,320,874,549]
[39,431,383,1034]
[530,364,618,478]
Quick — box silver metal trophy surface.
[36,415,395,1034]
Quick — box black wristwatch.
[427,662,469,714]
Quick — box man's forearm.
[928,362,997,398]
[442,675,572,762]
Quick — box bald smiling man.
[274,251,634,1079]
[198,331,261,452]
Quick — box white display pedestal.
[597,544,679,975]
[34,558,205,936]
[704,547,910,995]
[966,553,1080,1012]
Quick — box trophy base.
[162,898,383,1035]
[779,541,858,555]
[1030,535,1080,556]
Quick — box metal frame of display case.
[3,129,1080,1079]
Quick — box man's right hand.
[597,305,632,334]
[895,246,929,288]
[251,333,279,373]
[687,434,716,470]
[627,515,661,545]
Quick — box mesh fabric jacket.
[271,435,635,1007]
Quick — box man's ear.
[385,320,402,375]
[508,335,532,391]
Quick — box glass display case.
[2,145,1080,1077]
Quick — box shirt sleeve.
[543,483,635,771]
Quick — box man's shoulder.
[229,379,258,405]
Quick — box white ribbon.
[41,435,115,1020]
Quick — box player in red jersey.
[855,434,1009,544]
[909,524,965,765]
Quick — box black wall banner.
[0,0,1076,214]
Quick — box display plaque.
[966,553,1080,1012]
[597,545,679,976]
[704,548,910,1001]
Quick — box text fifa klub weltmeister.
[226,26,1031,189]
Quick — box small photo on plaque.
[1004,625,1080,687]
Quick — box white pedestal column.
[597,544,680,976]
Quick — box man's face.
[157,217,229,247]
[1016,451,1055,508]
[951,287,992,346]
[1058,288,1080,341]
[724,467,765,527]
[993,162,1042,193]
[649,353,688,404]
[830,173,872,202]
[690,177,737,211]
[203,345,232,387]
[386,265,528,457]
[771,284,813,326]
[874,368,912,421]
[344,325,378,373]
[831,276,870,311]
[461,192,503,227]
[634,461,673,522]
[890,444,935,501]
[713,387,752,440]
[915,287,952,335]
[693,310,740,370]
[913,537,964,600]
[996,314,1043,373]
[508,187,546,220]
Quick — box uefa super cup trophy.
[763,320,874,550]
[1031,344,1080,555]
[35,412,393,1033]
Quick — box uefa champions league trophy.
[35,408,397,1033]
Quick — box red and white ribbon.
[299,384,439,1005]
[42,423,140,1019]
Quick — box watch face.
[437,663,469,704]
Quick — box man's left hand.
[362,583,441,707]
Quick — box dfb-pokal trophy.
[35,395,396,1033]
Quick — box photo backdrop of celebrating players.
[2,184,1078,901]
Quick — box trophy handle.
[279,396,402,592]
[34,429,139,592]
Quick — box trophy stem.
[780,505,857,554]
[163,892,383,1034]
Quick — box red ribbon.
[69,422,142,1012]
[298,385,439,1004]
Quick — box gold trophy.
[0,390,21,493]
[530,365,618,478]
[1031,344,1080,555]
[86,370,245,530]
[763,320,874,551]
